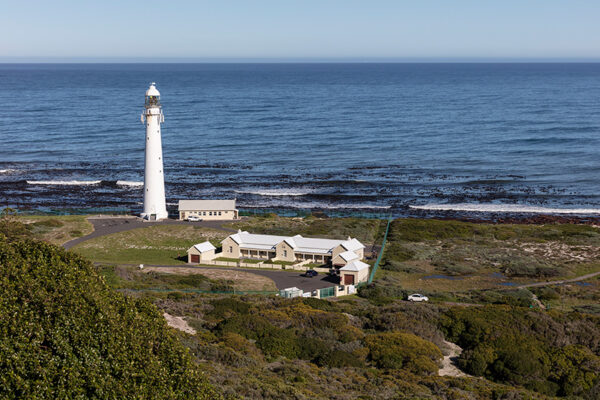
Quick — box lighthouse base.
[140,210,169,221]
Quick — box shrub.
[32,218,64,227]
[302,297,337,312]
[358,283,407,304]
[0,237,220,399]
[217,314,299,359]
[209,297,251,319]
[364,332,442,375]
[317,350,365,368]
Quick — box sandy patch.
[163,312,196,335]
[439,340,470,378]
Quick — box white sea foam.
[243,201,391,210]
[27,180,102,186]
[410,203,600,215]
[236,189,313,196]
[116,180,144,187]
[0,169,18,174]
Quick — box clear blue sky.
[1,0,599,61]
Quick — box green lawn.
[72,225,229,265]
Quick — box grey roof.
[179,199,236,211]
[338,250,359,262]
[340,260,370,272]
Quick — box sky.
[1,0,599,61]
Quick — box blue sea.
[0,63,599,218]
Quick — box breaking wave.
[0,169,17,174]
[116,180,144,187]
[236,189,313,196]
[27,180,102,186]
[409,203,600,215]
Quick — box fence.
[368,216,393,284]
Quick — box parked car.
[302,270,318,278]
[187,216,202,222]
[407,293,429,302]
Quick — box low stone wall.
[239,262,282,270]
[200,260,238,267]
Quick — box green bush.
[0,236,220,399]
[364,332,442,375]
[217,314,298,359]
[302,297,337,312]
[441,306,600,397]
[32,218,64,227]
[209,297,251,319]
[317,350,365,368]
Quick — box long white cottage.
[220,230,365,265]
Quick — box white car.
[407,294,429,302]
[187,216,202,222]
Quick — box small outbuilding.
[339,260,370,285]
[179,199,238,221]
[187,241,216,263]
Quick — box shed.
[339,260,370,285]
[187,241,216,263]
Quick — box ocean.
[0,63,599,218]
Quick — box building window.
[209,212,212,216]
[229,246,232,253]
[203,212,206,216]
[218,211,222,216]
[283,250,287,257]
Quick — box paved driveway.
[119,263,339,292]
[63,216,236,249]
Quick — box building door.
[344,274,355,285]
[191,254,200,263]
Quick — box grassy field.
[227,215,386,244]
[374,218,600,305]
[18,215,94,245]
[73,225,229,265]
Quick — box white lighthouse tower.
[140,83,168,220]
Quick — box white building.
[140,83,168,220]
[339,260,370,285]
[221,230,365,265]
[178,199,239,220]
[186,241,216,263]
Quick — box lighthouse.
[140,83,168,220]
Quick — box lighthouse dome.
[145,83,160,97]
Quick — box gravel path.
[516,271,600,288]
[438,340,470,378]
